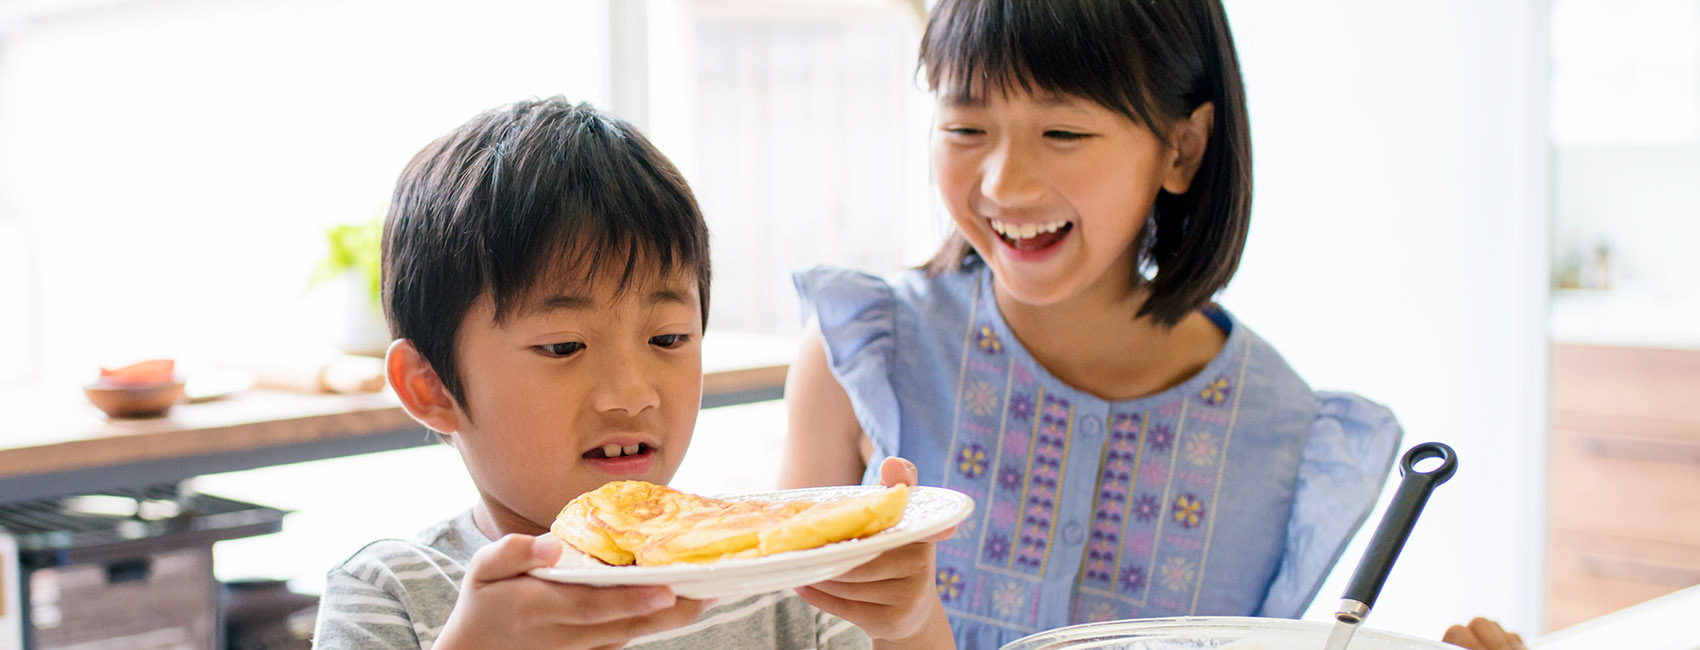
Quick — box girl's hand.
[794,457,957,649]
[1442,617,1527,650]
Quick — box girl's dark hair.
[919,0,1251,326]
[382,97,711,408]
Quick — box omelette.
[552,480,909,566]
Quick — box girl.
[780,0,1402,647]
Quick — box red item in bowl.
[98,359,177,386]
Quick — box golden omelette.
[551,480,909,566]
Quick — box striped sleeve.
[312,568,424,649]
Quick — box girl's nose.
[980,140,1045,208]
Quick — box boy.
[313,98,954,650]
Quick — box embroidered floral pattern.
[1014,395,1070,572]
[1148,423,1174,451]
[1008,392,1034,422]
[1184,431,1219,467]
[957,443,988,478]
[1200,376,1231,406]
[1119,564,1147,594]
[983,533,1011,563]
[1172,493,1205,529]
[1089,601,1120,622]
[937,567,964,602]
[993,580,1024,618]
[1133,493,1161,523]
[967,380,999,417]
[977,325,1003,354]
[998,464,1024,492]
[1160,556,1196,592]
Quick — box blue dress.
[795,260,1402,650]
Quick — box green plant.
[309,217,383,308]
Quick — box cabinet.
[1545,344,1700,631]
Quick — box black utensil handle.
[1340,441,1458,613]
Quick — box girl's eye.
[1044,130,1090,141]
[650,334,690,349]
[943,127,985,137]
[537,342,585,358]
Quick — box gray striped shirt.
[313,510,871,650]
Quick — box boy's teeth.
[603,443,622,458]
[623,444,641,456]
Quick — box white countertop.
[1549,290,1700,350]
[1532,583,1700,650]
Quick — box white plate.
[528,485,975,600]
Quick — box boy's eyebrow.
[531,288,692,313]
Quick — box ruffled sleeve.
[793,266,905,469]
[1257,391,1403,618]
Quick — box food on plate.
[551,480,909,566]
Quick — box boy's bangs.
[920,0,1164,132]
[504,217,693,316]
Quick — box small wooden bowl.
[84,380,188,418]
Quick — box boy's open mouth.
[990,218,1073,252]
[584,442,654,460]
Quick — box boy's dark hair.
[919,0,1251,327]
[382,97,711,409]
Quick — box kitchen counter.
[0,331,795,503]
[1550,290,1700,350]
[1534,582,1700,650]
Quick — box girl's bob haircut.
[920,0,1252,327]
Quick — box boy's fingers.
[879,456,919,488]
[574,597,709,646]
[552,585,681,625]
[466,534,563,584]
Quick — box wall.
[1219,0,1550,637]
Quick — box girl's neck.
[994,276,1227,402]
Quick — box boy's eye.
[943,127,985,137]
[650,334,689,349]
[537,342,585,357]
[1044,130,1090,141]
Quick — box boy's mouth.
[584,442,654,460]
[990,218,1073,252]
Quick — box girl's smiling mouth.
[989,218,1073,252]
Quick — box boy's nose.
[591,355,661,415]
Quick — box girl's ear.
[385,338,462,437]
[1161,102,1216,195]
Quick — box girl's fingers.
[794,584,885,625]
[824,542,932,583]
[1442,624,1483,650]
[1467,617,1513,649]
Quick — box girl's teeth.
[623,444,641,456]
[990,219,1069,240]
[603,444,622,458]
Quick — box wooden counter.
[0,332,794,503]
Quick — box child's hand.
[1442,617,1527,650]
[435,533,709,650]
[794,457,957,649]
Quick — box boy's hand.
[435,533,709,650]
[794,457,957,649]
[1442,617,1527,650]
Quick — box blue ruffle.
[1257,391,1403,617]
[793,266,905,479]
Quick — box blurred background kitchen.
[0,0,1695,648]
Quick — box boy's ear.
[385,338,461,437]
[1161,101,1215,195]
